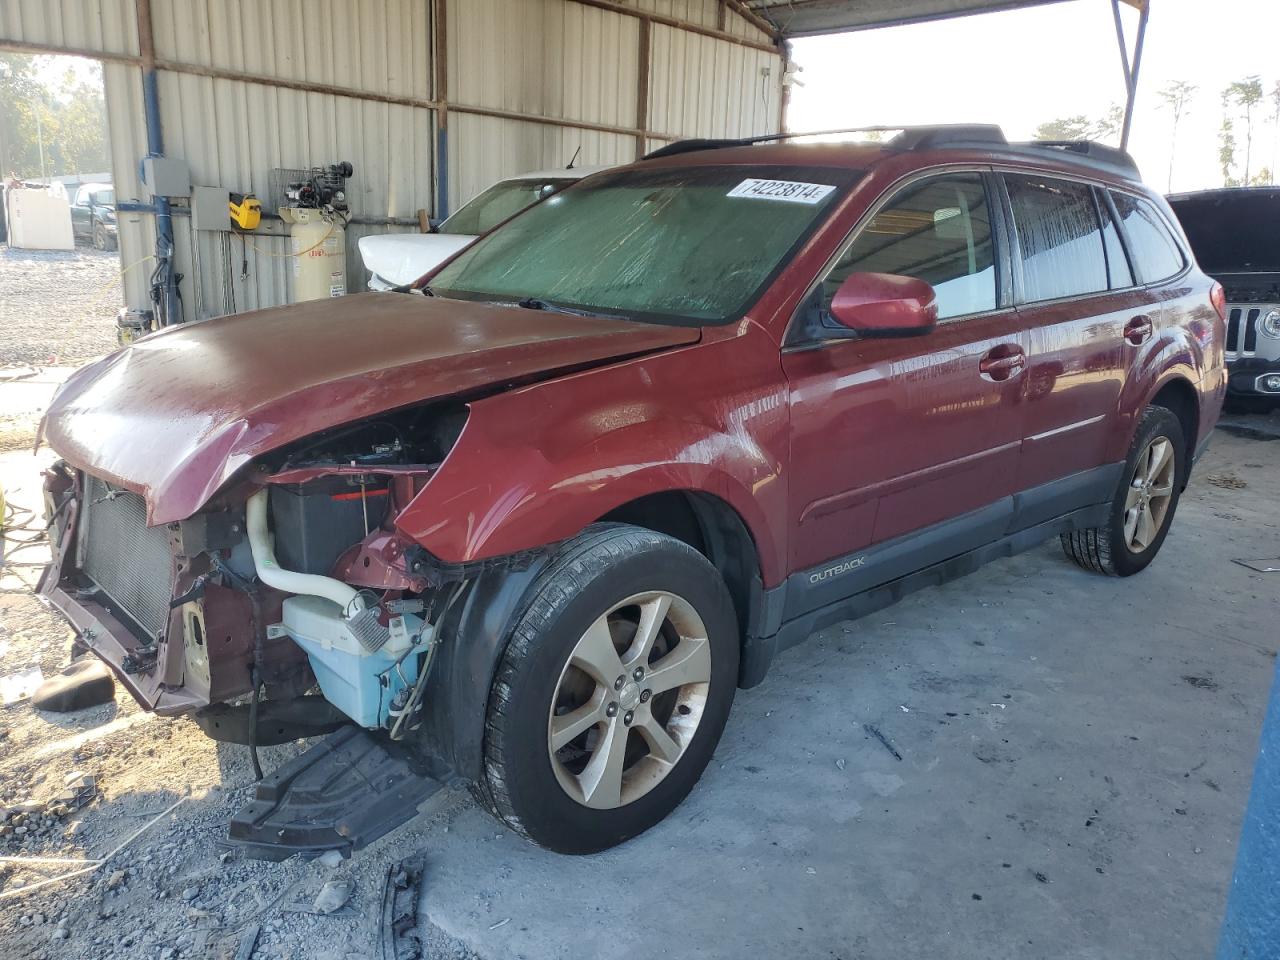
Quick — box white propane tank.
[279,206,347,301]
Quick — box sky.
[786,0,1280,194]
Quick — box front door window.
[823,173,998,321]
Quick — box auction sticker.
[727,178,836,204]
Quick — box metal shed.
[1,0,1148,324]
[1,0,782,321]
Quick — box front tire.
[92,222,116,251]
[479,524,738,853]
[1060,405,1185,576]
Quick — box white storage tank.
[280,206,347,301]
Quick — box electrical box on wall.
[141,156,191,198]
[191,185,231,232]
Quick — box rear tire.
[479,524,738,853]
[1060,405,1185,577]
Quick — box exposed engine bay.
[38,403,471,744]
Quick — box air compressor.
[277,161,353,302]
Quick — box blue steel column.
[136,0,180,325]
[436,128,449,221]
[1218,656,1280,958]
[433,0,449,221]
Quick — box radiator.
[79,474,174,640]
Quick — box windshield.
[96,189,115,205]
[1170,189,1280,273]
[439,178,575,235]
[430,164,854,325]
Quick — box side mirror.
[828,272,938,337]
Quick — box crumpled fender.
[394,324,792,587]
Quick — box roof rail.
[641,124,1008,161]
[643,136,756,160]
[641,126,1141,179]
[886,124,1007,150]
[1013,140,1140,177]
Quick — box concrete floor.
[410,430,1279,960]
[3,366,1277,958]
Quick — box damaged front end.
[37,404,470,743]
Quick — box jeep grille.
[1225,304,1277,359]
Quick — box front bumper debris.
[226,725,443,861]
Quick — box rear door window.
[1110,192,1185,283]
[1096,190,1134,289]
[1005,174,1109,302]
[819,173,997,321]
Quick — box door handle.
[979,346,1025,381]
[1125,315,1154,345]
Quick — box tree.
[1225,76,1264,183]
[1035,106,1124,145]
[1158,81,1197,190]
[1092,104,1125,144]
[0,54,108,179]
[1035,116,1095,141]
[1219,91,1239,187]
[1271,81,1280,185]
[0,54,43,176]
[50,73,110,173]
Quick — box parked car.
[38,126,1224,854]
[70,183,117,250]
[1168,187,1280,407]
[358,167,608,290]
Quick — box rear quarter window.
[1110,192,1185,283]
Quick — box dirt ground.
[0,245,123,369]
[0,243,122,455]
[1,443,468,960]
[0,305,1277,958]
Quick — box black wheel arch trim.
[413,552,556,782]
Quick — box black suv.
[1169,187,1280,406]
[70,183,117,250]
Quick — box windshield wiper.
[516,296,556,310]
[389,283,435,296]
[515,297,617,320]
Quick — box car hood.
[43,292,700,524]
[357,232,476,287]
[1169,189,1280,274]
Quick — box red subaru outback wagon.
[39,125,1225,853]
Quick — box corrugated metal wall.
[446,0,642,203]
[648,23,779,142]
[632,0,773,42]
[2,0,782,321]
[126,0,437,319]
[1,0,138,57]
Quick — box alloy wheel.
[1123,436,1175,553]
[547,591,711,809]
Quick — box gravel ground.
[0,244,122,368]
[0,446,476,960]
[1,367,1276,960]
